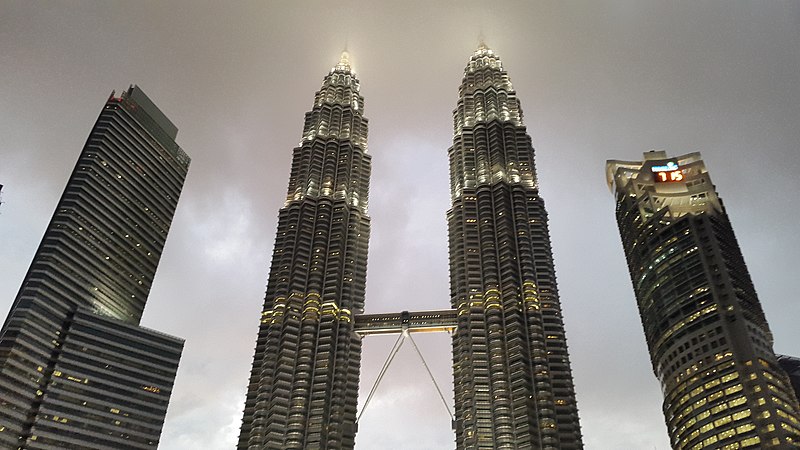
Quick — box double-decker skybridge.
[353,309,457,336]
[353,309,458,425]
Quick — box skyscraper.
[0,86,189,449]
[778,355,800,404]
[607,151,800,449]
[238,52,370,449]
[447,45,583,448]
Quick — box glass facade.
[0,86,188,449]
[608,151,800,449]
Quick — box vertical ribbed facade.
[448,45,583,449]
[0,86,188,448]
[608,151,800,449]
[239,53,370,449]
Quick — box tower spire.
[448,48,584,448]
[239,50,371,450]
[334,49,353,73]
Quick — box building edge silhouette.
[0,86,188,449]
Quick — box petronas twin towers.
[448,47,581,448]
[239,53,371,449]
[238,46,583,449]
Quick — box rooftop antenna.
[342,36,350,65]
[339,49,351,67]
[336,42,353,74]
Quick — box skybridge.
[353,309,457,336]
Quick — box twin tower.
[238,46,584,449]
[0,43,795,449]
[239,46,800,449]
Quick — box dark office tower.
[447,45,582,449]
[608,151,800,449]
[0,86,188,449]
[238,52,370,450]
[777,355,800,404]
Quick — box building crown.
[468,42,502,73]
[332,51,354,74]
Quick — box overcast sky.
[1,1,798,449]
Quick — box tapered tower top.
[332,50,354,74]
[454,45,523,138]
[466,41,503,73]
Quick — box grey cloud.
[1,2,798,449]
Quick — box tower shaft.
[0,86,188,449]
[239,55,370,450]
[448,46,583,449]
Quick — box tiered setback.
[0,86,188,449]
[238,54,370,449]
[447,46,583,449]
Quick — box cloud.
[1,2,798,449]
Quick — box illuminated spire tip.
[334,50,354,73]
[475,36,493,56]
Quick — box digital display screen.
[651,161,684,183]
[654,170,684,183]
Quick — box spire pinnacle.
[475,35,493,57]
[478,31,487,50]
[333,50,354,73]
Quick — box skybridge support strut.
[355,310,456,425]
